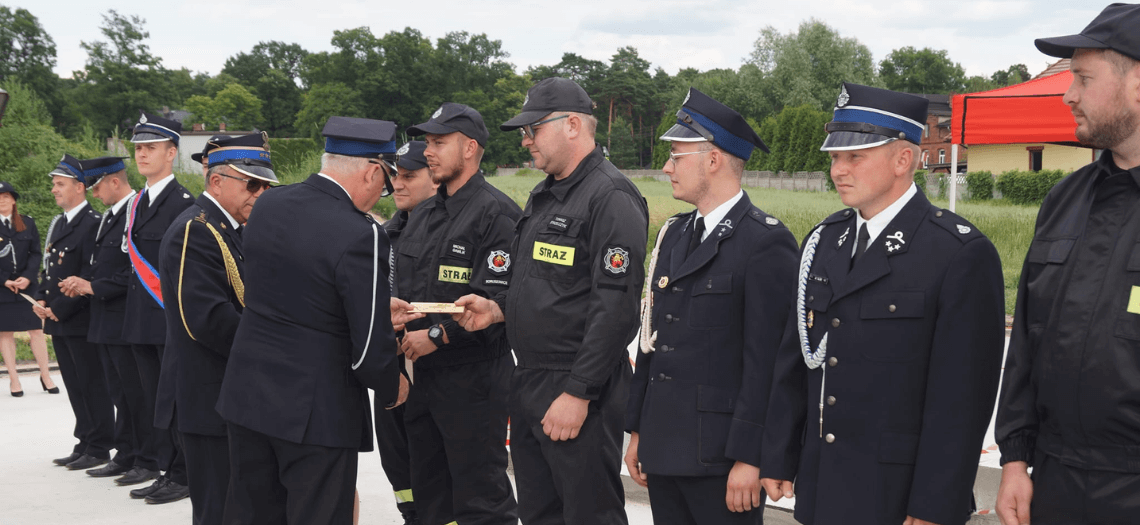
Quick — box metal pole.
[949,144,959,212]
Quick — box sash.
[126,190,164,308]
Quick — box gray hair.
[321,152,372,174]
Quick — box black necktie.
[851,223,870,271]
[136,191,150,218]
[2,218,9,230]
[687,217,705,258]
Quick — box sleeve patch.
[602,245,631,277]
[487,250,511,274]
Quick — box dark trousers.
[54,335,114,458]
[646,474,763,525]
[133,343,186,483]
[183,432,229,525]
[510,363,630,525]
[223,422,357,525]
[405,354,517,525]
[374,396,413,506]
[97,343,140,467]
[1031,453,1140,524]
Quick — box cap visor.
[229,164,279,183]
[659,123,707,142]
[191,153,204,163]
[500,110,550,131]
[1034,34,1108,58]
[49,168,78,179]
[406,121,457,137]
[130,131,172,144]
[820,132,896,152]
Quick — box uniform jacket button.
[672,286,682,293]
[808,295,814,302]
[665,314,673,323]
[825,433,836,443]
[828,357,838,367]
[827,396,836,406]
[656,373,667,380]
[831,318,841,328]
[660,345,671,352]
[888,304,897,313]
[935,210,944,218]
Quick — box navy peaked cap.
[207,132,277,183]
[0,180,19,200]
[80,156,129,187]
[192,134,231,163]
[50,154,86,181]
[407,103,489,148]
[660,88,769,159]
[322,116,399,158]
[821,82,928,151]
[131,110,182,146]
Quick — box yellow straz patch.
[533,242,574,266]
[438,265,472,284]
[1129,286,1140,314]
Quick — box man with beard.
[397,104,520,525]
[995,4,1140,524]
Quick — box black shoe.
[66,454,108,470]
[130,477,166,499]
[41,377,59,394]
[116,467,160,486]
[88,461,132,477]
[10,389,22,397]
[52,452,83,466]
[145,480,189,504]
[397,501,419,525]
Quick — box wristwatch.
[427,324,445,348]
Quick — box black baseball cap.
[407,103,489,148]
[396,141,428,171]
[1035,3,1140,61]
[501,77,595,131]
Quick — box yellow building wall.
[967,143,1095,174]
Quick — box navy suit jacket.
[123,179,195,345]
[37,205,101,337]
[86,203,132,345]
[0,215,40,302]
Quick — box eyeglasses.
[218,173,272,193]
[519,115,569,139]
[667,150,709,164]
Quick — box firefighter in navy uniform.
[399,103,521,525]
[375,139,437,525]
[58,158,150,484]
[156,134,275,521]
[624,88,798,525]
[759,83,1005,525]
[216,117,410,524]
[35,155,114,472]
[454,77,649,525]
[121,110,195,503]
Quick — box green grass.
[487,172,1036,315]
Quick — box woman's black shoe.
[10,389,22,397]
[41,377,59,394]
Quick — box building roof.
[1033,59,1070,80]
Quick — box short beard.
[1077,103,1138,150]
[430,164,459,186]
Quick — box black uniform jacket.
[761,190,1005,525]
[122,179,195,345]
[155,195,244,436]
[0,215,40,302]
[396,172,521,369]
[37,204,101,337]
[998,153,1140,473]
[627,193,798,476]
[500,146,649,400]
[217,174,400,451]
[86,201,132,345]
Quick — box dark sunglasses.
[518,114,569,139]
[218,173,272,193]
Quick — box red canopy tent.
[950,70,1078,145]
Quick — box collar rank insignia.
[837,226,850,248]
[957,224,971,234]
[885,230,906,253]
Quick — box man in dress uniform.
[156,134,275,520]
[624,88,798,524]
[58,158,151,484]
[995,5,1140,524]
[122,110,194,502]
[374,139,437,525]
[454,77,649,525]
[216,116,410,524]
[399,103,521,525]
[759,83,1005,525]
[35,155,114,471]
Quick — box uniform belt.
[514,352,576,370]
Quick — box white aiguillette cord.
[639,217,678,354]
[798,224,830,437]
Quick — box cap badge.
[523,93,530,106]
[432,107,443,119]
[59,155,66,163]
[957,224,971,234]
[397,143,410,156]
[139,114,148,124]
[683,90,691,105]
[837,86,850,108]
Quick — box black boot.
[397,501,420,525]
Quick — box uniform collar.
[695,190,744,242]
[535,145,605,202]
[438,170,485,216]
[316,172,353,200]
[145,174,176,203]
[855,182,917,255]
[0,213,10,223]
[202,191,241,229]
[1095,150,1140,188]
[111,190,137,215]
[63,200,89,223]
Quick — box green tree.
[990,64,1030,86]
[879,47,966,93]
[451,72,531,171]
[223,41,308,135]
[0,6,69,130]
[293,82,364,139]
[184,83,263,131]
[747,19,876,112]
[757,105,829,173]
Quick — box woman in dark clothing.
[0,181,58,396]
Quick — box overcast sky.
[11,0,1104,80]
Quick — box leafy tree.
[990,64,1029,86]
[526,53,608,95]
[451,72,531,171]
[757,105,829,173]
[0,6,69,130]
[293,82,364,139]
[184,83,263,131]
[879,47,966,93]
[223,42,308,135]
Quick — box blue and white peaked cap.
[207,132,278,183]
[322,116,398,196]
[80,156,129,188]
[821,82,928,151]
[661,88,769,160]
[50,154,86,181]
[130,110,182,147]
